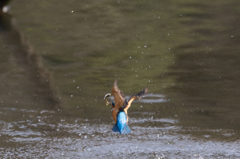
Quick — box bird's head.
[104,93,115,108]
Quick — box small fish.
[104,80,148,134]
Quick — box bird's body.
[104,80,148,134]
[112,111,131,134]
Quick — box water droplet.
[3,6,10,13]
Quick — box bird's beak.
[104,93,111,105]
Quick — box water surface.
[0,0,240,158]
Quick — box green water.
[0,0,240,158]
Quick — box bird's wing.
[123,87,148,111]
[112,80,125,109]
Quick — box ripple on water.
[0,108,239,158]
[107,93,168,103]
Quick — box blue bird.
[104,80,148,134]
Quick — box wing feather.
[112,80,125,109]
[123,87,148,111]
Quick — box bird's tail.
[112,123,131,134]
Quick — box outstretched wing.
[112,80,125,109]
[123,87,148,111]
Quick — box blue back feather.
[112,111,131,134]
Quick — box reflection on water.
[0,9,60,110]
[0,0,240,158]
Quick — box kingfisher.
[104,80,148,134]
